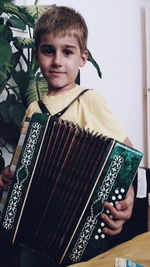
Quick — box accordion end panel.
[61,142,143,266]
[0,113,50,243]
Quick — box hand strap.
[38,89,91,118]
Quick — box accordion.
[0,113,142,266]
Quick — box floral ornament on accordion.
[70,155,124,263]
[3,122,42,230]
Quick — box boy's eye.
[63,49,73,56]
[41,46,55,55]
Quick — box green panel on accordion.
[0,113,143,266]
[63,142,141,265]
[0,113,50,237]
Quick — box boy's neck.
[47,83,77,96]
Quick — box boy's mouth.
[49,71,66,77]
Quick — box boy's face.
[35,33,88,95]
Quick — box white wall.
[15,0,150,167]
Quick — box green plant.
[0,0,102,167]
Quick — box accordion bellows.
[0,113,142,266]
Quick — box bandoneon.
[0,113,142,266]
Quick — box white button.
[120,188,125,193]
[118,194,122,199]
[101,222,105,227]
[95,235,99,240]
[115,189,119,194]
[98,228,102,233]
[112,196,116,201]
[101,234,105,239]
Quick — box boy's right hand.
[0,166,13,191]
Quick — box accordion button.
[101,234,105,239]
[98,228,102,233]
[95,235,99,240]
[101,222,105,227]
[120,188,125,193]
[118,194,122,200]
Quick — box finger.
[100,213,124,235]
[102,225,123,236]
[103,202,131,220]
[1,167,12,181]
[100,213,125,230]
[0,178,9,191]
[0,173,12,186]
[2,177,12,185]
[116,186,134,211]
[1,168,13,186]
[115,202,133,219]
[115,197,133,212]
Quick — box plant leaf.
[22,5,55,25]
[8,15,26,30]
[12,70,29,106]
[0,0,4,10]
[75,70,80,85]
[0,0,4,15]
[13,70,29,93]
[9,103,25,127]
[3,1,29,25]
[25,75,48,106]
[30,60,40,76]
[0,24,13,40]
[0,96,25,144]
[17,6,36,28]
[0,51,21,92]
[88,50,102,79]
[6,93,17,104]
[0,121,20,145]
[0,39,12,67]
[0,94,25,125]
[0,98,12,122]
[13,36,34,49]
[0,72,7,93]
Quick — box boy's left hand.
[100,185,134,235]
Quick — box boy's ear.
[79,50,88,67]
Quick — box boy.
[0,5,134,267]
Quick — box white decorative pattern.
[70,216,97,262]
[3,122,41,230]
[70,155,124,263]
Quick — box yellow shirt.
[25,84,126,142]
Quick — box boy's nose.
[52,52,62,66]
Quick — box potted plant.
[0,0,102,168]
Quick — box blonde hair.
[34,6,88,52]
